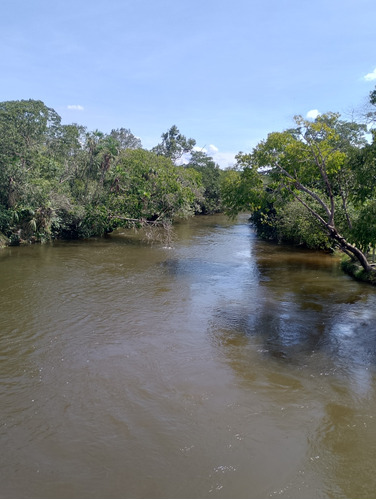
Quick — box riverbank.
[3,220,376,289]
[341,257,376,286]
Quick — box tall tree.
[152,125,196,163]
[234,113,374,273]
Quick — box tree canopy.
[152,125,196,163]
[0,100,206,245]
[221,97,376,276]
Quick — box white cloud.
[209,144,219,152]
[364,68,376,81]
[306,109,320,119]
[67,104,84,111]
[212,151,236,169]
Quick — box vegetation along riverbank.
[1,86,376,283]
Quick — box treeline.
[2,93,376,282]
[221,87,376,281]
[0,100,224,246]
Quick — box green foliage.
[51,206,87,239]
[109,128,142,150]
[220,165,264,218]
[0,99,61,208]
[152,125,196,163]
[249,196,332,250]
[82,205,113,237]
[341,258,376,286]
[370,88,376,106]
[350,200,376,253]
[348,131,376,204]
[186,151,223,213]
[222,111,376,270]
[1,94,375,266]
[274,199,332,250]
[107,149,201,223]
[0,206,13,235]
[0,100,211,244]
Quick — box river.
[1,214,376,498]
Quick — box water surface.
[1,214,376,498]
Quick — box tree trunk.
[291,189,373,273]
[329,226,373,272]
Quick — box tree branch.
[275,162,331,220]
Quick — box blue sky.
[2,0,376,167]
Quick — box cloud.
[209,144,219,152]
[364,68,376,81]
[67,104,84,111]
[306,109,320,119]
[212,151,236,169]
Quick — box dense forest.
[0,90,376,282]
[0,100,223,246]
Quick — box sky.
[1,0,376,167]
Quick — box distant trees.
[151,126,227,214]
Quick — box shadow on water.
[207,234,376,375]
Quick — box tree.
[109,128,142,150]
[0,99,61,208]
[234,113,374,273]
[0,99,202,244]
[152,125,196,163]
[366,85,376,123]
[106,149,202,226]
[351,200,376,256]
[220,160,265,219]
[186,151,223,213]
[348,129,376,205]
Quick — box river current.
[1,214,376,498]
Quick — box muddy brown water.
[1,214,376,498]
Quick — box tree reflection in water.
[207,236,376,498]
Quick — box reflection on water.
[1,214,376,498]
[211,236,376,370]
